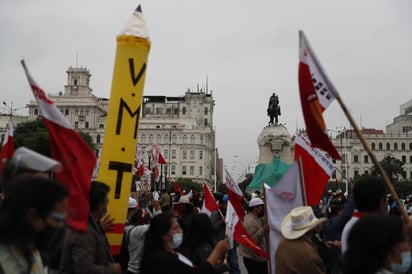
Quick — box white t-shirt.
[341,215,359,254]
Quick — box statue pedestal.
[257,124,293,164]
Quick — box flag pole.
[335,95,409,222]
[296,157,307,206]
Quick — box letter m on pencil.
[116,98,141,139]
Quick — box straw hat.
[281,206,326,240]
[249,197,264,207]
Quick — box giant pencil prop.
[97,5,150,254]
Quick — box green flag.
[247,155,290,191]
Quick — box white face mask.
[391,250,412,274]
[168,232,183,249]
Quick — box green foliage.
[13,119,95,156]
[175,178,202,192]
[371,155,405,181]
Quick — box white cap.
[128,197,137,209]
[12,147,62,173]
[249,197,264,207]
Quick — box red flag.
[294,133,334,205]
[152,142,167,165]
[201,183,219,216]
[226,201,268,259]
[225,169,245,219]
[154,165,160,182]
[0,118,14,173]
[298,30,341,160]
[21,60,96,232]
[173,180,184,195]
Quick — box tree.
[14,119,95,157]
[371,155,405,182]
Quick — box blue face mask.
[168,232,183,249]
[391,250,412,274]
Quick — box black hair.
[89,181,110,211]
[140,212,176,272]
[129,208,151,226]
[353,176,387,212]
[0,175,68,272]
[342,214,404,274]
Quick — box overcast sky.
[1,1,411,177]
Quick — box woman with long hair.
[140,212,229,274]
[0,175,68,274]
[343,214,411,274]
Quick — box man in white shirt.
[341,177,388,254]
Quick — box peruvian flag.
[152,142,167,165]
[135,143,145,177]
[154,165,160,182]
[294,132,334,205]
[226,201,268,259]
[0,118,14,173]
[225,169,245,219]
[173,180,184,195]
[298,30,341,160]
[21,60,96,232]
[201,183,219,216]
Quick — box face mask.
[168,232,183,249]
[391,251,412,274]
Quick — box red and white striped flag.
[225,169,245,219]
[0,118,14,174]
[294,132,334,205]
[201,183,219,216]
[298,30,341,160]
[152,142,167,165]
[21,60,97,232]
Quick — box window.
[167,108,171,114]
[354,170,359,177]
[174,108,178,115]
[34,109,39,115]
[172,135,177,144]
[183,150,187,159]
[410,155,412,163]
[172,150,176,159]
[182,166,187,175]
[199,151,203,159]
[204,119,208,127]
[171,166,176,175]
[410,143,412,151]
[199,166,203,175]
[402,143,406,151]
[200,135,204,144]
[190,135,195,144]
[183,135,188,144]
[182,107,186,115]
[190,166,194,175]
[402,156,406,163]
[85,121,89,129]
[204,107,208,115]
[99,124,104,129]
[378,143,383,151]
[80,109,84,116]
[86,109,89,116]
[157,134,162,144]
[141,134,146,144]
[364,155,368,163]
[75,121,78,128]
[386,143,390,150]
[165,134,169,144]
[156,108,163,114]
[74,79,78,86]
[65,109,69,115]
[354,155,358,163]
[190,150,195,159]
[364,170,369,175]
[394,143,398,150]
[75,109,79,115]
[145,107,151,114]
[164,150,168,159]
[96,134,101,144]
[371,142,375,150]
[149,134,154,143]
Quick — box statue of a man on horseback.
[267,93,281,125]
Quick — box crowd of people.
[1,147,412,274]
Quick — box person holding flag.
[0,118,14,175]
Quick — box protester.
[60,181,122,274]
[159,189,171,212]
[239,197,268,274]
[127,197,138,223]
[343,214,410,274]
[179,213,227,273]
[0,146,62,196]
[140,211,229,274]
[275,206,327,274]
[0,175,68,274]
[341,176,388,254]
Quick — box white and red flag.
[298,30,341,160]
[21,60,97,232]
[201,183,219,216]
[135,143,146,177]
[225,169,245,219]
[0,118,14,173]
[152,142,167,165]
[294,132,334,205]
